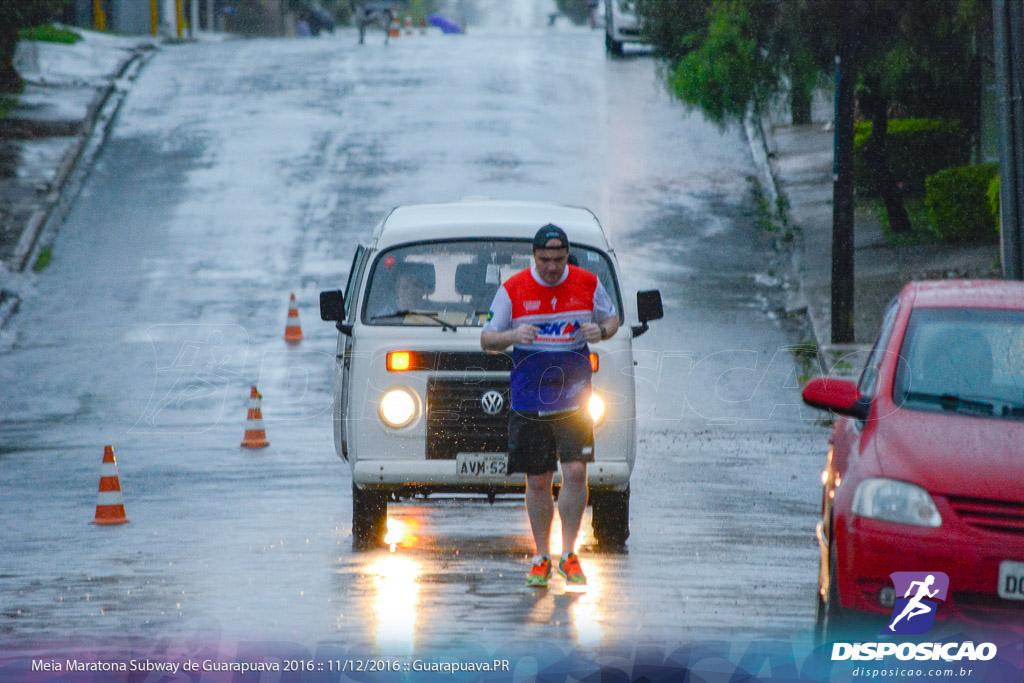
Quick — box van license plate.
[998,561,1024,600]
[456,453,507,477]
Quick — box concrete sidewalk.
[752,106,1001,374]
[0,27,158,330]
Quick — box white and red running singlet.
[484,265,615,412]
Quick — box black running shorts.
[507,407,594,476]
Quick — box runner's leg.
[526,471,554,557]
[558,461,588,555]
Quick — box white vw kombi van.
[320,200,663,548]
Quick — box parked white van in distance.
[605,0,643,55]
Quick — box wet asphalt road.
[0,25,827,658]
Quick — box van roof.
[373,199,613,251]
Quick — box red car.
[802,280,1024,639]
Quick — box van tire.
[590,486,629,549]
[605,32,623,56]
[352,483,387,549]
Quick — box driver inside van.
[372,259,433,318]
[395,268,431,311]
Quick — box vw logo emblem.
[480,390,504,415]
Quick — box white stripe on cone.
[96,491,125,506]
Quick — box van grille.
[947,496,1024,535]
[426,378,510,460]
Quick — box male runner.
[481,224,619,587]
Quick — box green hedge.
[17,25,81,44]
[924,163,1000,243]
[988,173,1001,222]
[854,119,971,197]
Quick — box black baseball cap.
[533,223,569,250]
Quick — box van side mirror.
[632,289,663,338]
[320,290,345,322]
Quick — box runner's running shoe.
[558,553,587,585]
[526,555,552,588]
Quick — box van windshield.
[362,239,622,327]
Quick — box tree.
[0,0,71,91]
[634,0,985,232]
[637,0,822,125]
[635,0,712,63]
[669,1,769,126]
[850,0,983,233]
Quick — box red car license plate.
[998,560,1024,601]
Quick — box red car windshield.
[893,307,1024,419]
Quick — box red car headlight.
[851,478,942,527]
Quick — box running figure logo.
[884,571,950,635]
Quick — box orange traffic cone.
[284,293,303,342]
[241,386,270,448]
[388,14,400,38]
[404,14,413,35]
[93,445,130,525]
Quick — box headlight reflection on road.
[384,517,417,552]
[569,560,603,648]
[548,517,578,557]
[368,554,421,655]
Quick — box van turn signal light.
[387,351,412,371]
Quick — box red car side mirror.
[802,377,870,420]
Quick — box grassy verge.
[788,341,833,427]
[788,341,820,386]
[786,342,835,428]
[870,197,939,247]
[18,25,82,44]
[750,176,799,243]
[33,247,52,272]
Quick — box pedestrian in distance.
[480,224,620,588]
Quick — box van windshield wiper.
[901,391,994,415]
[371,310,458,331]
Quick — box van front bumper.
[352,459,631,492]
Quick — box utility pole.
[993,0,1024,280]
[831,0,857,343]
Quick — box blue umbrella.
[427,13,462,34]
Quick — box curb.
[0,46,154,332]
[0,291,18,327]
[742,108,815,344]
[743,107,780,214]
[741,109,867,381]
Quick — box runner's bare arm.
[481,325,539,351]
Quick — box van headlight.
[588,393,606,424]
[380,388,417,428]
[852,478,942,527]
